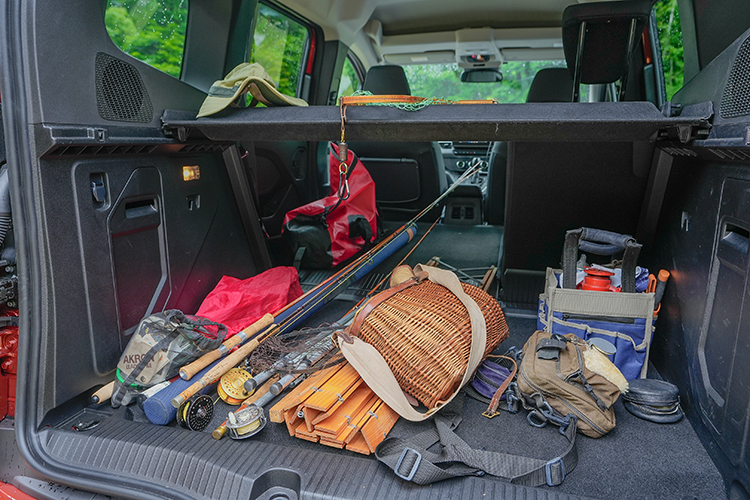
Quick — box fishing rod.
[161,160,482,416]
[256,157,483,339]
[212,333,338,440]
[209,210,451,438]
[178,224,417,381]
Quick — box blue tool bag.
[537,228,656,380]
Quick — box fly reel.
[218,368,253,405]
[176,393,214,432]
[226,404,266,439]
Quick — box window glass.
[250,4,309,98]
[403,61,567,103]
[338,57,363,98]
[655,0,684,100]
[104,0,188,78]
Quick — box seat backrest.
[349,65,446,221]
[499,65,652,305]
[562,0,653,101]
[485,68,574,225]
[363,65,411,95]
[526,68,575,103]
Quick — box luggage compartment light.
[183,165,200,181]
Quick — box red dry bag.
[282,144,378,269]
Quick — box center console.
[439,141,492,224]
[439,141,491,192]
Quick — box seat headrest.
[526,68,574,103]
[562,0,653,84]
[363,65,411,95]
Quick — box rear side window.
[250,4,309,98]
[338,56,363,98]
[104,0,188,78]
[655,0,684,100]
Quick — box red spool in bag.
[580,267,616,292]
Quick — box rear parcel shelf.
[160,101,713,144]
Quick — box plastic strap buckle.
[558,414,577,436]
[545,456,566,486]
[394,448,422,482]
[505,389,519,414]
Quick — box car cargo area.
[18,220,723,500]
[4,1,750,500]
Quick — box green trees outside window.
[249,5,308,99]
[655,0,684,100]
[105,0,188,78]
[402,61,567,103]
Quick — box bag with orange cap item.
[537,228,656,380]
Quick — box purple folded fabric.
[471,360,512,400]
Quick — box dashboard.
[438,140,492,193]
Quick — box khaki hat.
[197,62,308,117]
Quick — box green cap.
[197,62,308,117]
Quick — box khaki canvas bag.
[517,330,622,438]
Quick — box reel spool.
[580,267,617,292]
[218,368,253,405]
[226,404,266,440]
[176,394,214,432]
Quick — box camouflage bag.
[111,310,226,407]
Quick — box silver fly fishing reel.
[226,404,267,439]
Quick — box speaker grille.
[95,53,154,123]
[721,36,750,119]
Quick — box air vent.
[721,36,750,119]
[48,144,159,157]
[45,143,226,157]
[709,148,750,161]
[95,53,154,123]
[661,146,697,157]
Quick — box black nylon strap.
[620,239,641,293]
[562,227,641,292]
[374,395,578,487]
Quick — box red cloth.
[196,267,303,337]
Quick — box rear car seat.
[348,65,447,221]
[499,2,655,306]
[485,68,574,226]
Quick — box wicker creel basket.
[348,276,508,409]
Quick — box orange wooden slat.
[294,421,319,442]
[303,363,362,412]
[319,437,345,449]
[313,386,374,437]
[283,407,301,436]
[269,364,342,423]
[302,405,321,432]
[345,432,371,455]
[343,398,381,444]
[361,401,400,453]
[310,377,363,425]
